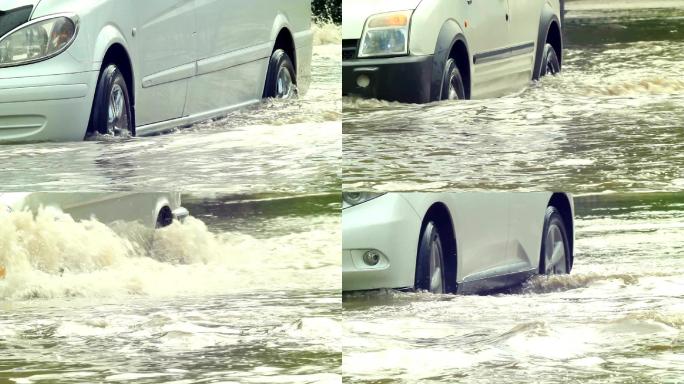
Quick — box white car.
[0,0,313,142]
[342,0,564,103]
[0,192,188,228]
[342,193,574,293]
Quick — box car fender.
[90,24,130,71]
[152,196,172,228]
[430,19,468,101]
[533,1,563,80]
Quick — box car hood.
[342,0,422,40]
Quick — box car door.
[507,193,553,273]
[442,193,511,283]
[185,0,274,116]
[507,0,544,80]
[134,0,196,127]
[465,0,512,98]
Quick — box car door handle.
[466,0,472,4]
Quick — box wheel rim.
[276,66,294,99]
[107,84,128,136]
[448,69,461,100]
[429,234,444,293]
[544,224,567,274]
[546,61,555,75]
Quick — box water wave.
[521,272,643,293]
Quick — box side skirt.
[457,269,537,295]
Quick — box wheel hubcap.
[448,70,461,100]
[276,66,294,99]
[429,235,444,293]
[107,84,128,136]
[544,224,567,274]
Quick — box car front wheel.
[539,206,571,275]
[415,221,446,293]
[89,64,133,137]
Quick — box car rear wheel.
[441,58,465,100]
[264,49,297,99]
[89,64,133,137]
[539,206,571,275]
[415,221,446,293]
[540,43,561,77]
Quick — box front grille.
[0,5,32,38]
[342,39,358,60]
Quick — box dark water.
[343,192,684,383]
[343,4,684,193]
[0,194,341,383]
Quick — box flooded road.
[343,2,684,193]
[342,192,684,383]
[0,194,341,383]
[0,23,341,194]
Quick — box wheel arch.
[431,20,471,101]
[533,4,564,80]
[273,27,297,71]
[547,193,574,270]
[269,12,297,71]
[418,202,458,293]
[154,197,173,229]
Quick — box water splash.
[0,209,340,300]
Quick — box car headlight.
[343,192,386,208]
[0,14,78,68]
[358,11,412,58]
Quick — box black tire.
[89,64,133,137]
[263,49,297,99]
[539,206,571,275]
[415,221,446,293]
[540,43,561,77]
[441,58,465,100]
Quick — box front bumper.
[0,70,98,143]
[342,54,434,104]
[342,194,423,291]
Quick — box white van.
[0,0,313,142]
[342,0,564,103]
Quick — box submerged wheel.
[90,64,133,137]
[415,221,446,293]
[264,49,297,99]
[540,43,561,77]
[156,207,173,229]
[441,58,465,100]
[539,206,571,275]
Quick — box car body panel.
[342,193,574,293]
[0,0,313,142]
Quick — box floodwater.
[343,2,684,193]
[0,23,341,194]
[342,192,684,383]
[0,194,341,383]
